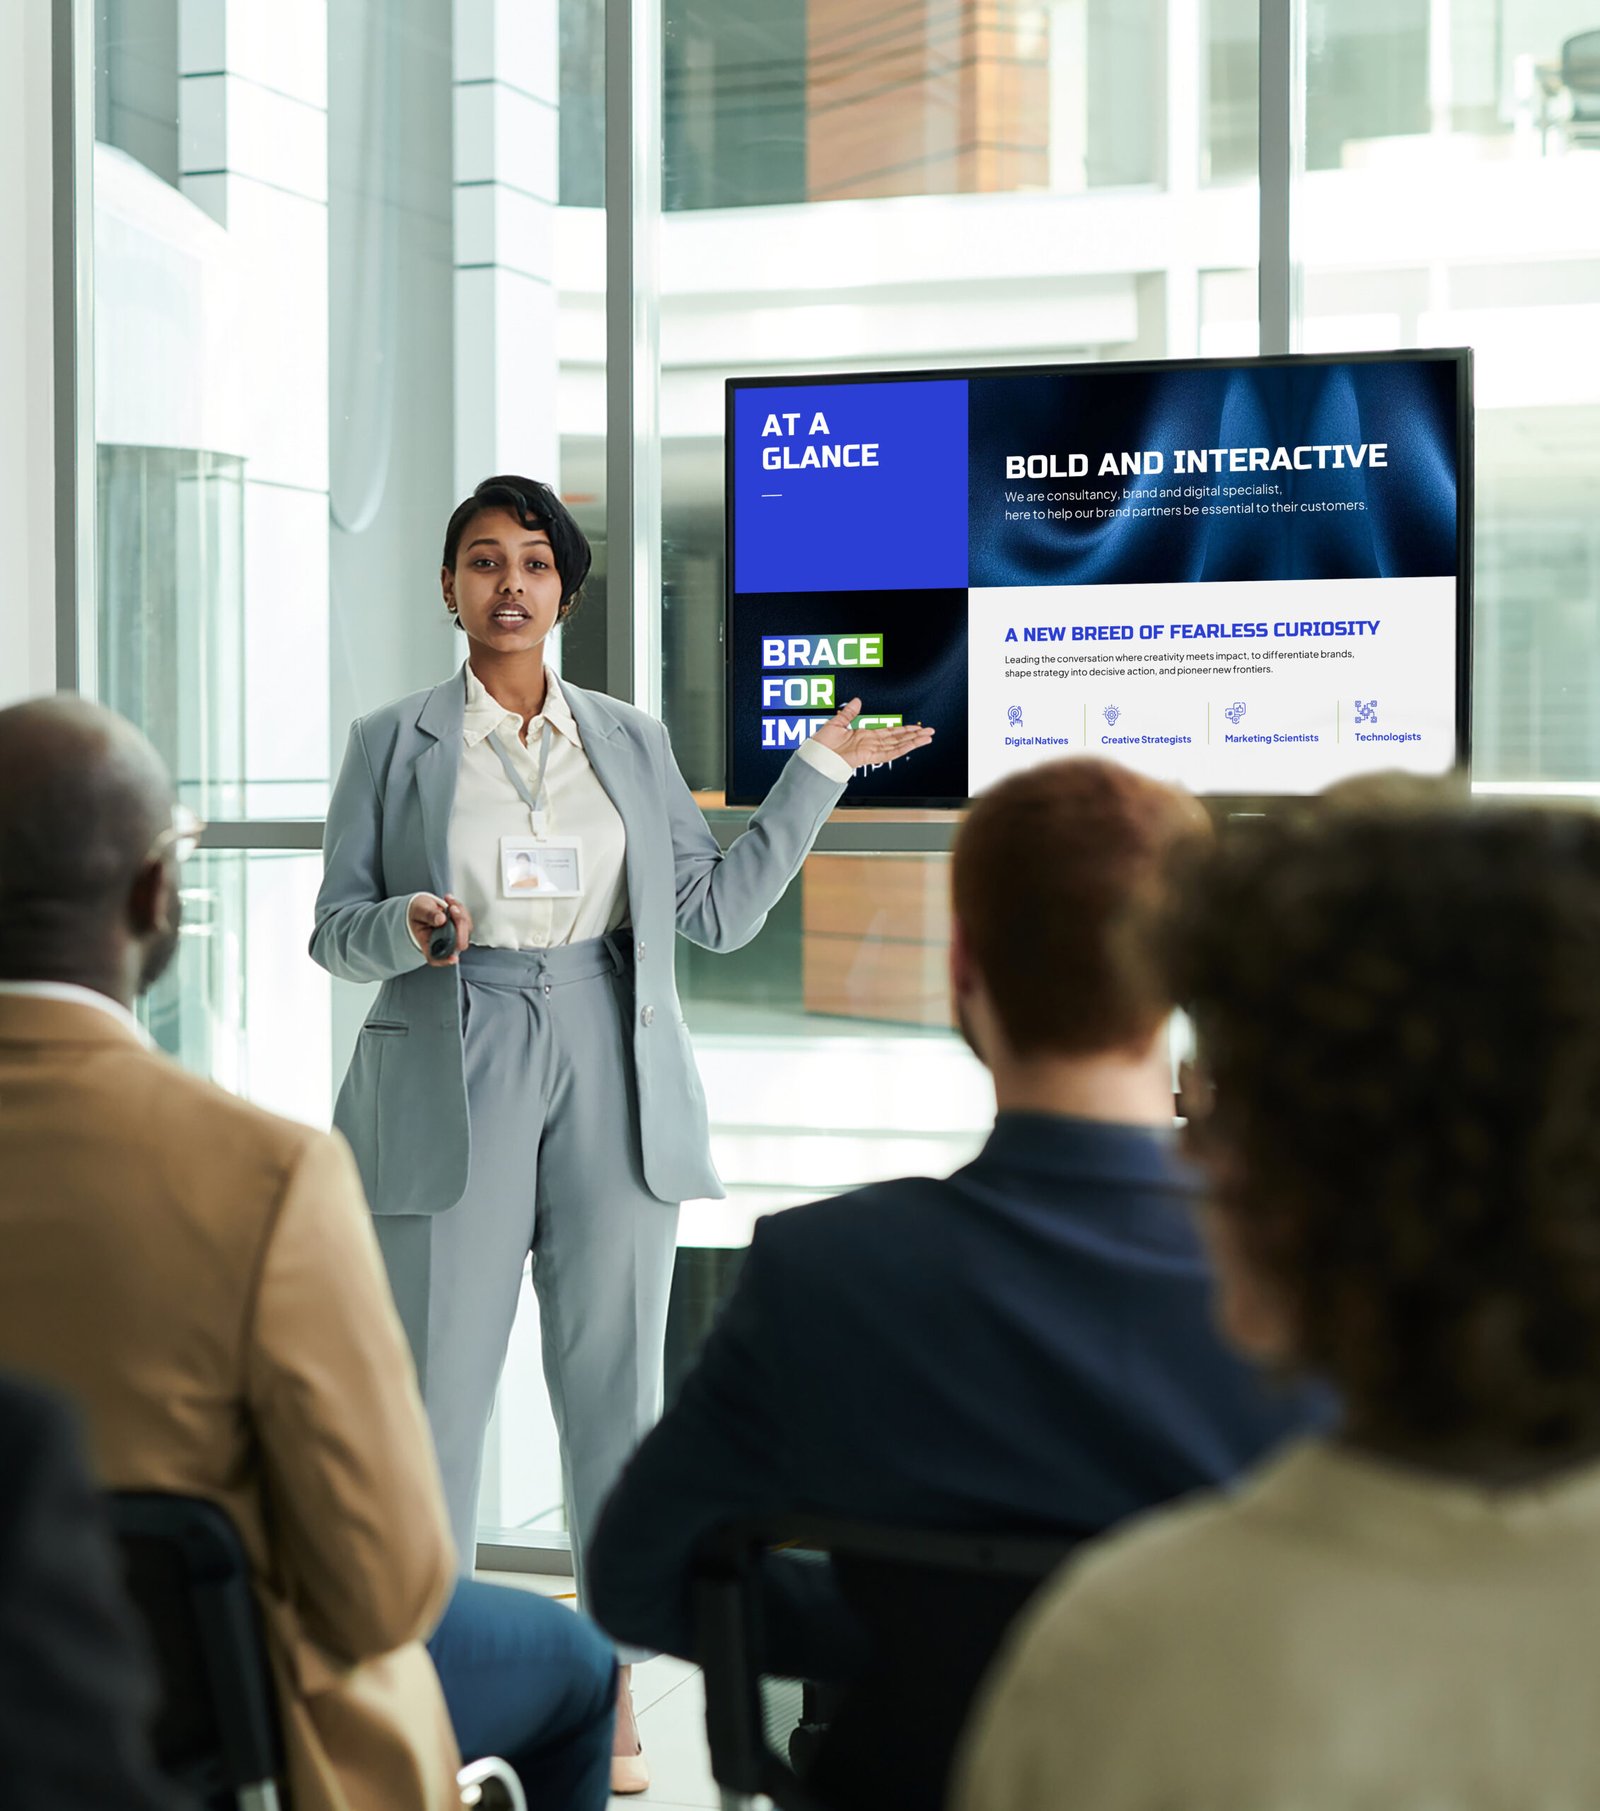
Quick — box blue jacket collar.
[978,1110,1191,1190]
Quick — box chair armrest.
[694,1533,840,1811]
[693,1547,769,1797]
[691,1514,1081,1811]
[457,1756,526,1811]
[697,1513,1077,1582]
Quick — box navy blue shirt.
[591,1111,1323,1658]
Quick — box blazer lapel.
[563,682,648,933]
[415,670,467,898]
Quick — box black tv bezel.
[722,347,1475,811]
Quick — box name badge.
[500,835,584,899]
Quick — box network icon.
[1224,702,1246,725]
[1355,700,1378,725]
[1103,704,1121,727]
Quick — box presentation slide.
[725,354,1468,806]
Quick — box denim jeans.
[428,1578,616,1810]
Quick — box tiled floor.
[480,1570,724,1807]
[627,1653,722,1808]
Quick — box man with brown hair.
[590,758,1321,1810]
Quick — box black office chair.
[108,1493,286,1811]
[1564,30,1600,144]
[693,1513,1077,1811]
[107,1492,525,1811]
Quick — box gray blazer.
[310,666,846,1214]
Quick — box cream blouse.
[409,664,849,952]
[446,664,630,949]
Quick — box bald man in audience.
[0,697,615,1811]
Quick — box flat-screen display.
[724,350,1472,807]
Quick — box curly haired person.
[958,779,1600,1811]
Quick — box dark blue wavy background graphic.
[968,359,1459,587]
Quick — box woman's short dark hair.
[442,475,593,615]
[1164,780,1600,1458]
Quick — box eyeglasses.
[1176,1058,1214,1126]
[145,804,207,866]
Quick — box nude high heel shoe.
[611,1667,650,1795]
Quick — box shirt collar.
[0,980,151,1046]
[461,664,582,752]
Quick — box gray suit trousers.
[373,938,678,1655]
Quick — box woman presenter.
[311,475,932,1790]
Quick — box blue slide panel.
[728,588,970,803]
[732,379,969,595]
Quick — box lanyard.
[488,721,554,838]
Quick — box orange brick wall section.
[802,854,955,1028]
[806,0,1050,201]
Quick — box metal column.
[51,0,95,693]
[604,0,663,712]
[1258,0,1302,357]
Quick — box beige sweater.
[957,1438,1600,1811]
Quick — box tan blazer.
[0,994,462,1811]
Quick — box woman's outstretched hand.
[809,698,936,772]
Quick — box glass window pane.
[95,0,178,186]
[93,4,600,812]
[659,3,1256,795]
[1299,0,1600,783]
[1204,0,1260,184]
[93,1,602,1556]
[660,0,1170,211]
[1199,266,1260,357]
[650,5,1260,1418]
[1305,0,1429,170]
[676,850,990,1251]
[139,850,331,1125]
[97,449,247,818]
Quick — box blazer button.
[635,939,646,962]
[641,1005,655,1027]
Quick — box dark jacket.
[0,1372,181,1811]
[591,1111,1326,1808]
